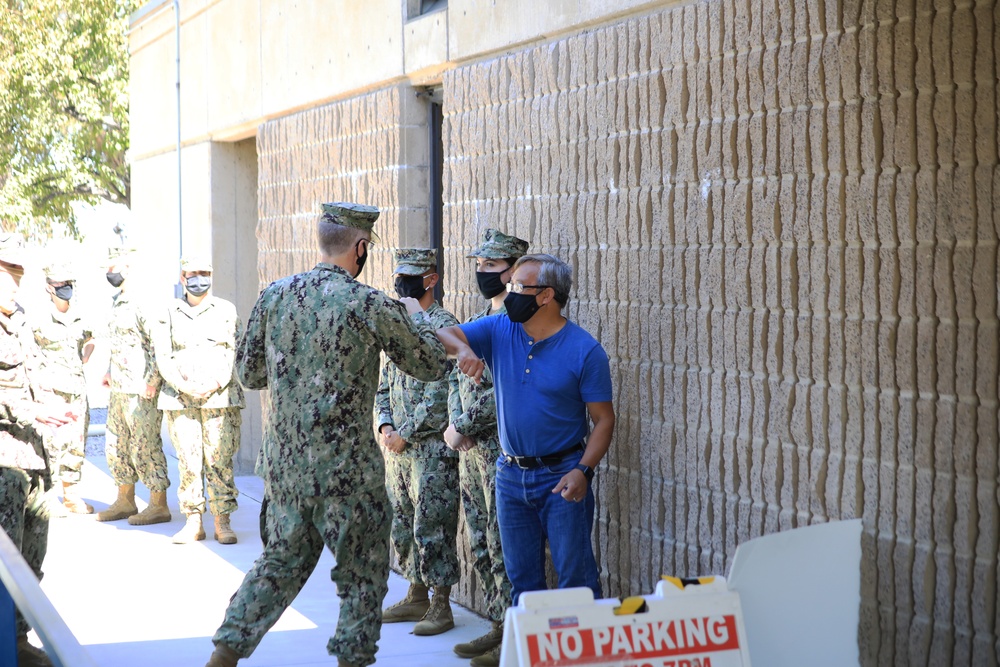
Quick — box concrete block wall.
[255,82,432,293]
[252,82,435,472]
[441,2,998,665]
[253,81,489,611]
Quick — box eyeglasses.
[506,281,552,294]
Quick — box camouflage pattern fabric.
[104,288,168,490]
[106,291,160,394]
[460,447,510,620]
[215,262,447,665]
[0,467,50,636]
[0,308,56,472]
[105,392,169,491]
[30,307,92,396]
[375,302,460,587]
[238,263,446,502]
[215,486,390,664]
[0,306,56,637]
[374,302,459,459]
[31,307,93,485]
[465,228,530,260]
[147,295,245,411]
[385,455,460,587]
[45,391,89,485]
[449,303,512,622]
[166,407,241,516]
[147,295,244,516]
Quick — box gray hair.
[317,217,366,256]
[513,253,572,307]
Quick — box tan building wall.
[441,3,999,666]
[129,1,1000,664]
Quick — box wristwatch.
[575,463,595,482]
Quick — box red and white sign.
[502,583,751,667]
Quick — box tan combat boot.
[205,642,240,667]
[413,585,455,636]
[381,581,429,622]
[214,514,238,544]
[96,484,137,522]
[454,621,504,658]
[128,490,171,525]
[61,482,94,514]
[173,513,206,544]
[470,644,502,667]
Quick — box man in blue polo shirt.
[435,253,615,628]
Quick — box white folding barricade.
[501,518,863,667]
[501,579,752,667]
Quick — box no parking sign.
[500,519,864,667]
[502,579,752,667]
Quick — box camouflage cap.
[320,202,381,242]
[0,233,26,272]
[180,254,213,272]
[466,228,529,260]
[44,261,74,282]
[393,248,437,276]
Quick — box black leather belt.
[502,442,585,469]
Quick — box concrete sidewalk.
[38,448,490,666]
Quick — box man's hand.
[383,430,407,454]
[187,380,220,400]
[456,348,485,385]
[142,383,157,400]
[552,468,588,503]
[101,372,111,388]
[36,408,77,428]
[398,296,424,316]
[444,423,476,452]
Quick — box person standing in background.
[376,248,461,637]
[97,248,171,526]
[0,233,76,667]
[31,260,95,515]
[445,229,528,667]
[147,255,244,545]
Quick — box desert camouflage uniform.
[448,303,513,622]
[375,301,460,589]
[148,295,245,516]
[0,306,57,637]
[105,291,169,491]
[213,262,447,667]
[31,306,92,485]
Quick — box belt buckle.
[513,456,530,470]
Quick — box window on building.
[408,0,446,19]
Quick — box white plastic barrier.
[501,519,863,667]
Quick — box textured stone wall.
[256,83,433,290]
[441,2,998,665]
[253,83,490,605]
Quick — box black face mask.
[476,271,507,299]
[106,272,124,288]
[354,241,368,278]
[505,292,541,323]
[395,275,427,299]
[185,276,211,296]
[53,284,73,301]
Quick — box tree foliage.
[0,0,140,239]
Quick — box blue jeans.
[495,453,601,605]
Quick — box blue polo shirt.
[459,314,613,458]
